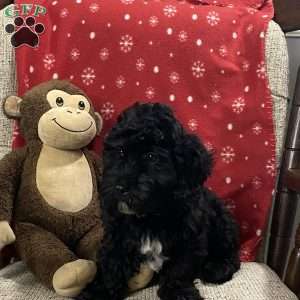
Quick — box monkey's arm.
[0,148,27,222]
[76,224,104,261]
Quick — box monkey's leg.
[76,223,104,261]
[15,222,96,297]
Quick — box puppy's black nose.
[115,185,128,195]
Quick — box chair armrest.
[285,223,300,296]
[284,169,300,192]
[267,69,300,277]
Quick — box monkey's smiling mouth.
[52,118,93,133]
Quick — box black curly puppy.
[78,103,240,300]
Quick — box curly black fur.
[78,103,240,300]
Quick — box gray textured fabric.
[0,262,297,300]
[0,9,15,160]
[265,21,289,161]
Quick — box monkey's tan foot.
[128,264,154,292]
[52,259,97,297]
[0,221,16,250]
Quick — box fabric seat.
[0,262,297,300]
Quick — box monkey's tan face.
[38,89,98,150]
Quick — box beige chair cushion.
[0,262,297,300]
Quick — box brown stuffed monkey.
[0,80,104,297]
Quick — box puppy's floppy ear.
[175,133,213,187]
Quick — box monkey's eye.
[78,101,86,110]
[143,152,157,162]
[56,97,64,107]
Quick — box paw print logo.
[5,16,45,48]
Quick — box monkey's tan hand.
[0,221,16,250]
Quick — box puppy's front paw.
[158,287,203,300]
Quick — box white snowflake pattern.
[12,126,20,144]
[120,34,134,53]
[121,0,135,4]
[232,97,245,114]
[219,45,228,57]
[242,60,250,72]
[149,16,159,27]
[246,24,254,33]
[252,122,262,135]
[163,5,177,18]
[240,246,252,261]
[89,3,100,13]
[211,90,221,103]
[145,87,155,99]
[225,199,236,214]
[178,31,188,42]
[116,75,126,89]
[99,48,109,61]
[256,61,266,79]
[43,53,55,70]
[70,48,80,61]
[29,65,34,73]
[81,67,96,86]
[266,158,276,177]
[252,176,263,189]
[101,102,115,120]
[191,61,206,78]
[241,221,249,233]
[247,7,257,14]
[136,58,145,71]
[24,74,29,88]
[256,229,262,237]
[204,142,213,151]
[60,8,69,18]
[169,72,180,84]
[188,119,198,131]
[207,11,220,26]
[252,2,262,9]
[220,146,235,164]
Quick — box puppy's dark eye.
[143,152,157,162]
[78,101,85,110]
[56,97,64,106]
[119,148,125,158]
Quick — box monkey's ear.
[3,95,22,119]
[95,112,103,136]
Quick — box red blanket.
[13,0,275,261]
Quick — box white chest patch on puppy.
[141,236,168,272]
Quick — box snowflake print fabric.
[15,0,275,261]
